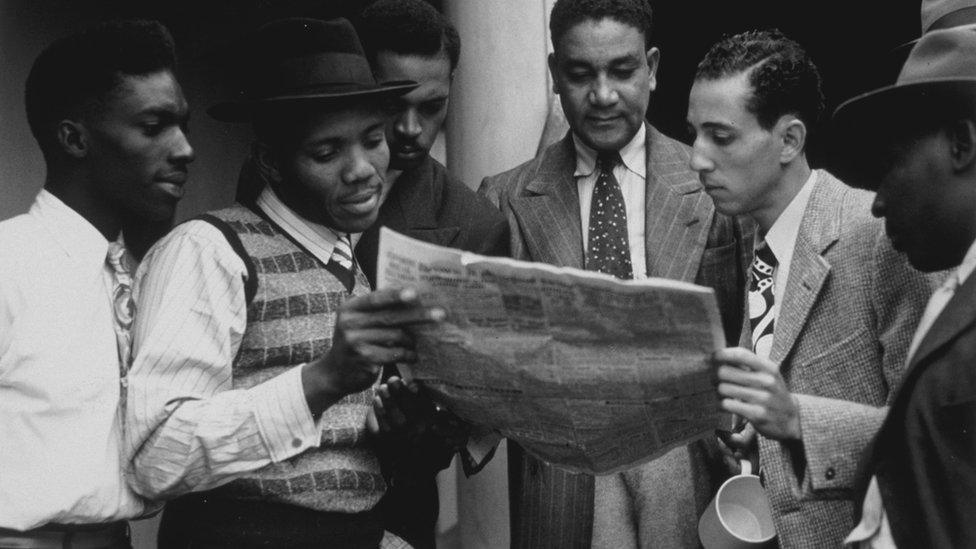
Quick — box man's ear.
[253,141,283,184]
[777,116,807,164]
[948,118,976,173]
[646,47,661,93]
[548,52,560,95]
[57,120,88,159]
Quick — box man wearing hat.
[124,17,441,548]
[833,24,976,548]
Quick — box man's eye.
[364,133,386,149]
[711,132,733,145]
[312,149,337,162]
[141,122,163,136]
[420,100,446,116]
[611,68,636,80]
[566,70,590,82]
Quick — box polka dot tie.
[749,242,777,357]
[586,151,633,280]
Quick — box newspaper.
[376,227,727,475]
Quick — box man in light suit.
[688,30,935,547]
[834,25,976,548]
[479,0,747,546]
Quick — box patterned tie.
[328,232,356,290]
[586,151,633,280]
[749,242,777,357]
[107,242,135,407]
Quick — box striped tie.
[328,233,356,291]
[107,242,135,409]
[749,243,777,357]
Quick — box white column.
[435,2,554,549]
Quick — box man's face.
[870,130,972,272]
[86,70,194,222]
[273,106,392,233]
[374,51,452,171]
[549,18,657,152]
[687,72,788,224]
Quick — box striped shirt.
[124,188,331,499]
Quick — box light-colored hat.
[922,0,976,33]
[832,24,976,187]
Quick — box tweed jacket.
[754,170,936,548]
[866,260,976,548]
[356,155,510,288]
[479,125,748,549]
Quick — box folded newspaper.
[376,227,726,475]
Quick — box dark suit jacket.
[868,261,976,548]
[356,155,510,287]
[479,125,748,548]
[750,171,935,548]
[355,154,508,549]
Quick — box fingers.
[355,343,418,365]
[346,288,419,312]
[716,365,778,390]
[345,328,415,349]
[720,398,764,422]
[729,422,757,449]
[713,347,778,374]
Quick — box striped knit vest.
[206,204,385,513]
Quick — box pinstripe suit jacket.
[479,125,748,548]
[754,170,936,548]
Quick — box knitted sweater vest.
[205,204,385,513]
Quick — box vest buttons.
[825,467,836,480]
[292,437,302,448]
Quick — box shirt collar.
[255,185,356,267]
[760,170,818,268]
[572,124,647,179]
[32,189,111,269]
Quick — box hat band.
[249,52,376,98]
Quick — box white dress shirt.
[575,124,648,279]
[845,238,976,548]
[754,170,818,359]
[125,187,336,499]
[0,190,147,530]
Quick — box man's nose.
[689,139,713,173]
[171,128,195,165]
[344,144,380,184]
[589,76,618,107]
[395,108,422,140]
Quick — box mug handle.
[739,458,752,476]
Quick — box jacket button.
[292,438,302,448]
[825,467,836,480]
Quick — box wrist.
[302,356,346,416]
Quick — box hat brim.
[830,78,976,188]
[208,80,418,122]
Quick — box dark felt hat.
[832,24,976,186]
[208,17,416,122]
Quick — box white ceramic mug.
[698,460,777,549]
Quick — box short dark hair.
[549,0,653,50]
[25,20,177,158]
[695,29,825,132]
[358,0,460,71]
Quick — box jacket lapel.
[508,135,585,268]
[643,125,714,282]
[770,171,840,364]
[383,158,460,246]
[907,271,976,372]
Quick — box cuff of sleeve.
[251,365,321,462]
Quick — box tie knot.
[107,242,130,276]
[597,151,622,172]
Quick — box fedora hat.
[835,24,976,135]
[832,24,976,187]
[209,17,416,122]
